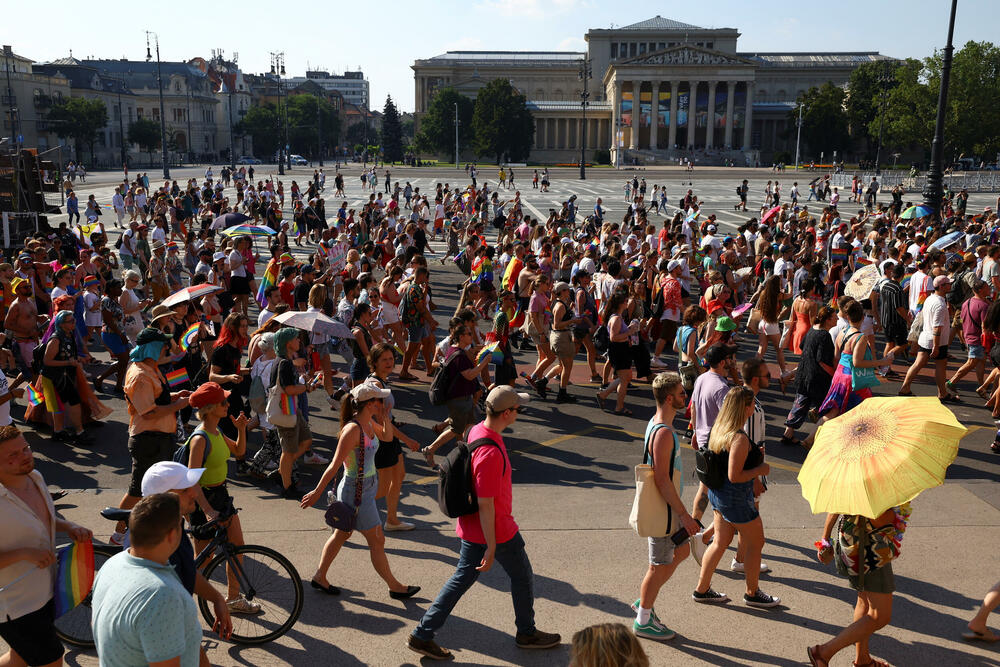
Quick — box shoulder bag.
[629,424,677,538]
[265,361,299,428]
[849,331,880,390]
[324,429,366,533]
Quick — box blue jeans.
[414,532,535,640]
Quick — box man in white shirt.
[773,245,795,293]
[900,275,954,400]
[111,187,126,228]
[907,259,932,316]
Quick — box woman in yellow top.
[185,381,257,614]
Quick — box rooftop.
[618,16,704,30]
[422,51,585,62]
[740,52,895,67]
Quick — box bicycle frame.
[193,522,260,603]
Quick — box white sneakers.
[730,558,771,574]
[689,531,708,565]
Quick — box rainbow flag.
[54,539,95,618]
[26,385,44,406]
[470,257,484,282]
[165,368,189,388]
[280,392,296,416]
[831,248,848,262]
[629,255,645,269]
[255,259,280,308]
[856,256,874,266]
[476,341,504,365]
[180,323,200,351]
[506,305,526,329]
[589,238,600,249]
[901,272,913,290]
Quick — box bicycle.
[55,505,303,648]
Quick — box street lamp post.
[317,96,323,167]
[454,102,459,169]
[363,105,368,168]
[922,0,959,221]
[578,57,591,180]
[227,83,235,170]
[145,32,169,179]
[270,52,285,175]
[793,101,804,172]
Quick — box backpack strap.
[467,437,506,475]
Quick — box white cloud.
[444,36,485,51]
[475,0,584,18]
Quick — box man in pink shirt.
[408,386,560,660]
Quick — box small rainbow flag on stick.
[26,385,44,406]
[165,368,189,388]
[280,393,296,416]
[476,341,504,365]
[506,306,526,329]
[180,323,200,351]
[54,539,95,618]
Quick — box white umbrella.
[162,284,223,307]
[844,263,881,300]
[274,311,354,339]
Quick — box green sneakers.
[633,616,676,641]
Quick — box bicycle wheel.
[54,544,119,649]
[197,545,303,645]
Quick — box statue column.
[686,80,698,148]
[649,82,659,150]
[629,80,642,149]
[705,80,718,149]
[611,79,622,155]
[724,80,736,148]
[743,81,754,150]
[668,81,679,149]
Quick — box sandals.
[962,628,1000,642]
[595,393,606,411]
[397,373,419,382]
[420,446,436,468]
[807,646,827,667]
[613,408,633,416]
[780,436,801,447]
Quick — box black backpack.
[438,437,506,518]
[650,283,665,320]
[695,448,728,490]
[428,350,460,406]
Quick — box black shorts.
[608,342,633,371]
[190,483,233,527]
[918,345,949,361]
[0,599,64,666]
[374,435,403,469]
[230,275,251,295]
[884,324,908,347]
[127,431,177,497]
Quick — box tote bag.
[629,424,677,538]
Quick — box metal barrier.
[832,170,1000,193]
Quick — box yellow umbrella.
[798,397,965,518]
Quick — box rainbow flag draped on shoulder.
[256,259,280,308]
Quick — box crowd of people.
[1,161,1000,666]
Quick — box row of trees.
[792,40,1000,164]
[238,94,340,160]
[415,79,534,162]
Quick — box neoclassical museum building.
[412,16,892,164]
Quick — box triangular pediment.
[618,44,755,67]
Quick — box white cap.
[351,380,392,403]
[707,224,717,233]
[141,462,205,496]
[667,259,681,272]
[212,251,226,262]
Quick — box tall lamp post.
[317,96,323,167]
[226,80,235,170]
[793,101,804,172]
[874,60,893,175]
[454,102,459,168]
[578,57,591,180]
[363,104,369,168]
[270,52,285,175]
[922,0,958,221]
[145,31,169,179]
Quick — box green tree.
[127,118,161,163]
[414,87,473,156]
[381,95,403,163]
[238,104,280,159]
[790,83,851,159]
[875,58,933,157]
[47,97,109,163]
[285,93,340,159]
[846,61,898,157]
[345,122,378,149]
[472,79,534,162]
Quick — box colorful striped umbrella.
[901,205,933,220]
[221,224,277,237]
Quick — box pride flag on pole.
[54,539,95,618]
[26,385,44,407]
[165,368,189,388]
[179,323,200,351]
[255,260,280,308]
[476,341,504,365]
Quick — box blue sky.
[3,0,994,113]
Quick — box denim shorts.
[407,323,429,342]
[335,474,381,532]
[969,344,986,359]
[707,480,759,524]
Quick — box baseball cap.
[351,380,392,403]
[667,259,681,272]
[485,385,530,413]
[189,381,231,409]
[300,264,316,274]
[707,224,717,233]
[779,245,792,254]
[141,461,205,497]
[704,343,738,367]
[552,281,571,295]
[212,251,226,262]
[933,275,952,288]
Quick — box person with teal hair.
[40,310,90,444]
[271,327,317,499]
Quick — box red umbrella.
[162,284,223,307]
[761,205,781,225]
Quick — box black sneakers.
[692,588,730,604]
[744,589,781,608]
[515,629,561,649]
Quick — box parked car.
[237,156,262,165]
[289,154,308,166]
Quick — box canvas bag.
[629,424,678,538]
[265,360,298,428]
